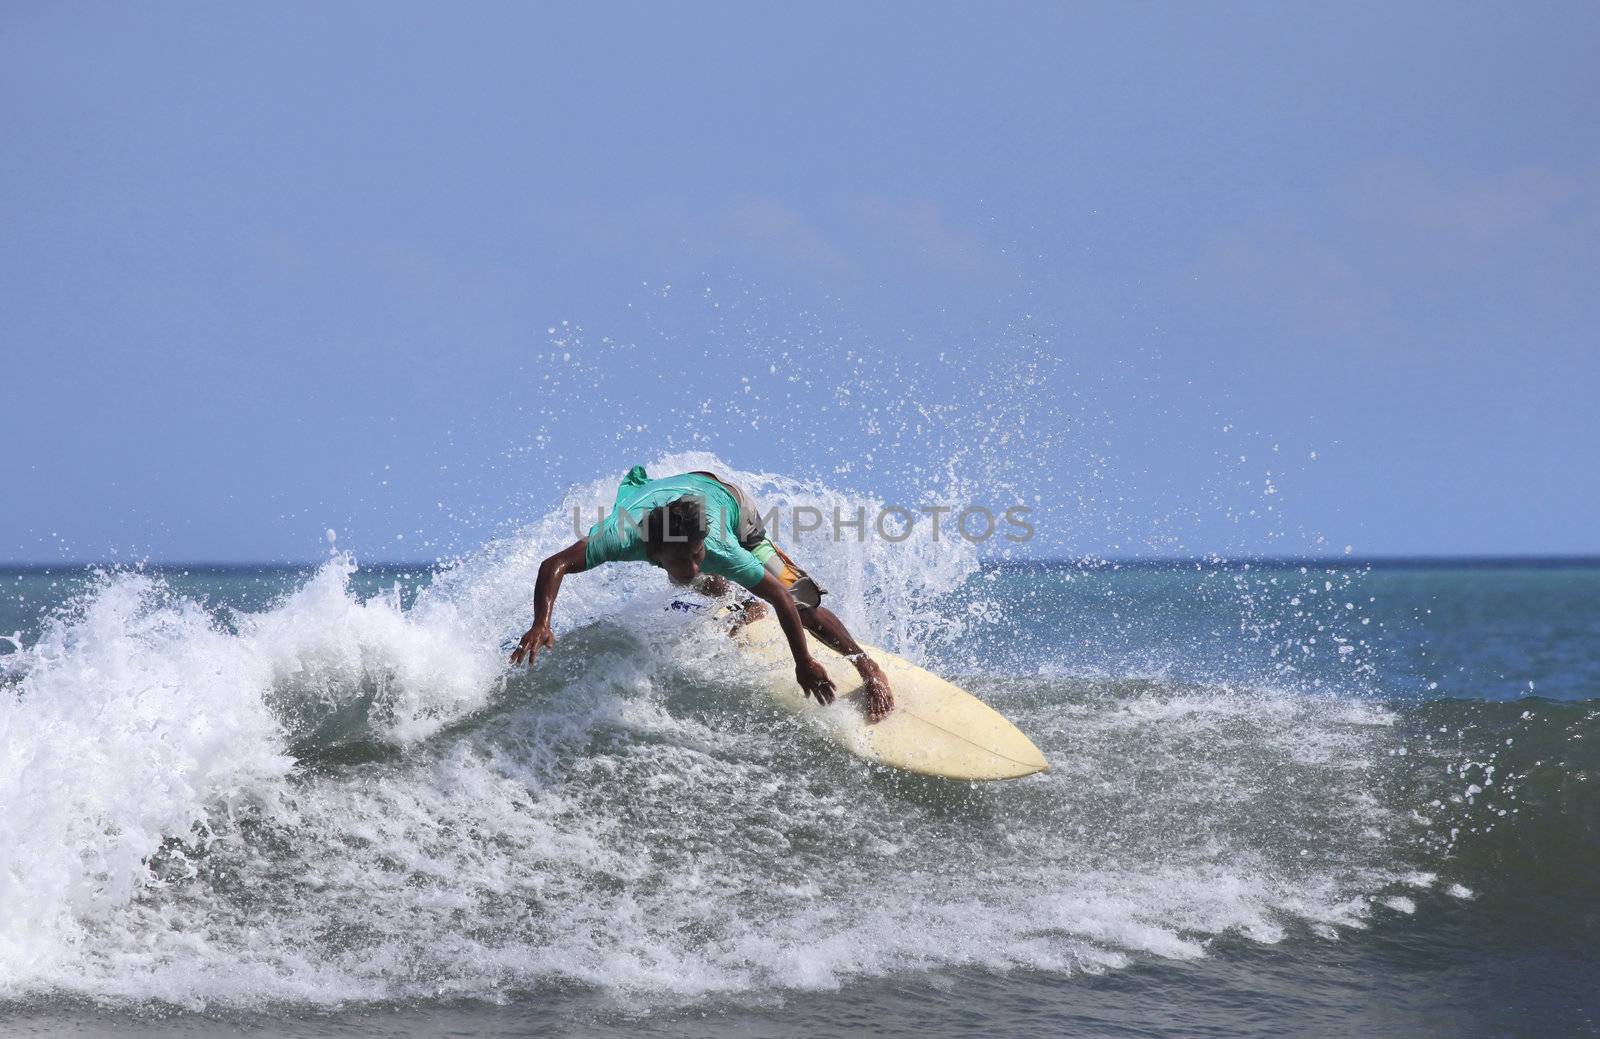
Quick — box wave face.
[0,458,1594,1013]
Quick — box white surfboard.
[733,612,1049,781]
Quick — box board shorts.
[749,538,826,610]
[696,470,827,610]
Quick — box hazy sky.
[3,2,1596,562]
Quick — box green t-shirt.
[583,466,767,589]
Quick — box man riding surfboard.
[510,466,895,721]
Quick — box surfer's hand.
[796,657,836,706]
[510,624,555,666]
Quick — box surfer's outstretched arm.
[511,539,590,666]
[751,571,837,706]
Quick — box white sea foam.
[0,456,1442,1009]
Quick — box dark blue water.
[1,558,1596,1037]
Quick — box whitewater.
[0,457,1588,1034]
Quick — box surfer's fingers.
[511,628,553,667]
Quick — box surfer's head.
[642,496,708,585]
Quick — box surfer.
[511,466,895,722]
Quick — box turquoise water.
[1,555,1596,1037]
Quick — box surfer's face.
[651,543,705,585]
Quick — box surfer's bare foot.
[862,664,894,723]
[728,597,767,635]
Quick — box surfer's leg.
[796,604,856,655]
[800,606,894,723]
[748,538,895,721]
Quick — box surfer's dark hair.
[642,496,708,553]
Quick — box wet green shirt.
[583,466,767,589]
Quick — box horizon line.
[2,553,1598,572]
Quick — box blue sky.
[3,2,1596,562]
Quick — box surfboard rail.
[734,613,1049,781]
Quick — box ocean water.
[1,465,1596,1037]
